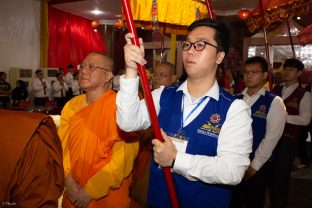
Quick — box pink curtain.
[48,7,105,72]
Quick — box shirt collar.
[242,87,266,98]
[177,79,220,101]
[282,82,299,89]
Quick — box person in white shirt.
[64,64,74,99]
[116,18,253,208]
[32,69,51,106]
[271,58,312,208]
[53,72,68,107]
[71,72,82,96]
[231,56,287,208]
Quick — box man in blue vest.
[116,18,253,208]
[231,56,287,208]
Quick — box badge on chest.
[167,132,189,153]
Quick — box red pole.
[121,0,179,207]
[286,20,296,58]
[205,0,215,19]
[259,0,272,91]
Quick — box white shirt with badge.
[241,87,287,171]
[117,75,253,185]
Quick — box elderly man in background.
[152,62,176,90]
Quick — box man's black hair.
[283,58,305,71]
[188,18,233,55]
[245,56,269,72]
[35,69,42,74]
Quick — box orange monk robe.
[0,110,64,207]
[58,90,139,208]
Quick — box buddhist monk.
[58,52,139,208]
[0,110,64,207]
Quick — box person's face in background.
[16,80,21,87]
[69,67,74,74]
[59,68,64,76]
[243,63,267,89]
[0,73,6,81]
[283,66,301,83]
[57,74,63,82]
[36,71,43,80]
[152,63,176,89]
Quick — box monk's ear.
[105,71,114,83]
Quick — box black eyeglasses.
[181,40,218,51]
[243,70,264,76]
[77,63,110,72]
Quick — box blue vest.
[236,91,275,159]
[148,85,236,208]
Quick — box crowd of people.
[1,17,312,208]
[0,64,84,111]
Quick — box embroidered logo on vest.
[253,104,267,119]
[197,114,221,138]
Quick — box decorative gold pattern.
[245,0,312,32]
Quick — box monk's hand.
[73,188,92,208]
[152,129,177,167]
[65,173,80,203]
[124,33,147,78]
[243,165,257,181]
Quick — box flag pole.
[121,0,179,207]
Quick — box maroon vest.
[273,85,305,139]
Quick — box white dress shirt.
[53,80,68,98]
[117,75,253,185]
[64,72,74,88]
[241,87,287,171]
[281,82,312,126]
[72,80,81,95]
[32,77,51,98]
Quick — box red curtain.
[48,7,105,72]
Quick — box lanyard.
[180,95,208,129]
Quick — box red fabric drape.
[48,7,105,72]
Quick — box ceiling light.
[297,16,301,20]
[91,9,103,15]
[237,8,251,20]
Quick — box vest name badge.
[167,132,189,153]
[253,104,267,119]
[197,114,221,138]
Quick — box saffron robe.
[58,90,139,208]
[0,110,64,207]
